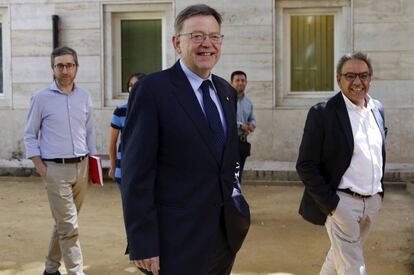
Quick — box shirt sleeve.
[23,95,42,159]
[248,101,256,127]
[111,107,123,129]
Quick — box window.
[290,15,334,92]
[275,1,351,107]
[103,3,174,106]
[120,19,162,93]
[0,23,3,94]
[0,6,11,107]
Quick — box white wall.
[2,0,414,163]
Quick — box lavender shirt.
[24,81,97,159]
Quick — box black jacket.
[296,92,387,225]
[121,61,249,274]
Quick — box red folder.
[89,156,104,186]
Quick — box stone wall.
[1,0,414,163]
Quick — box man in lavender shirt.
[24,46,96,275]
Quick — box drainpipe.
[52,15,59,49]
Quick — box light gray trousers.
[320,191,382,275]
[43,158,88,275]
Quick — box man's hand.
[240,124,250,133]
[134,256,160,275]
[247,124,255,132]
[31,156,47,178]
[108,167,115,180]
[36,162,47,178]
[240,123,255,133]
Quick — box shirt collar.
[341,92,374,112]
[179,59,215,92]
[50,80,77,94]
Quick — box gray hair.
[336,52,373,75]
[174,4,222,34]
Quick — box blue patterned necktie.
[200,80,225,159]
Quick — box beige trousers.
[43,158,88,275]
[320,191,382,275]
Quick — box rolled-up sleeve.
[24,95,42,159]
[248,104,256,127]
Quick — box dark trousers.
[207,215,236,275]
[139,214,235,275]
[238,140,251,182]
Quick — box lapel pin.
[226,96,229,101]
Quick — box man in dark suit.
[296,52,386,275]
[121,4,249,275]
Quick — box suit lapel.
[169,62,222,165]
[334,92,354,151]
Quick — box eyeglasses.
[54,63,77,71]
[339,72,371,81]
[178,32,224,44]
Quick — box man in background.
[24,46,96,275]
[231,70,256,181]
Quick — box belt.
[239,135,247,142]
[43,155,87,164]
[338,188,372,199]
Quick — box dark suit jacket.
[121,61,249,274]
[296,92,387,225]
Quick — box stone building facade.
[0,0,413,163]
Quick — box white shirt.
[338,93,383,195]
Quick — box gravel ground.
[0,177,413,275]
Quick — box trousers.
[43,158,88,275]
[138,210,235,275]
[238,140,251,182]
[320,191,382,275]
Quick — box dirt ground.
[0,177,413,275]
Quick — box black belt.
[338,188,372,199]
[43,155,87,164]
[239,135,247,142]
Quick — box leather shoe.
[43,270,61,275]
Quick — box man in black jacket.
[121,4,249,275]
[296,52,386,275]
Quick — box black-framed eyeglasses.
[54,63,77,71]
[178,32,224,44]
[339,72,371,81]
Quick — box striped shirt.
[110,103,127,184]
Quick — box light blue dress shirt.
[179,59,227,136]
[24,81,97,159]
[237,95,256,136]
